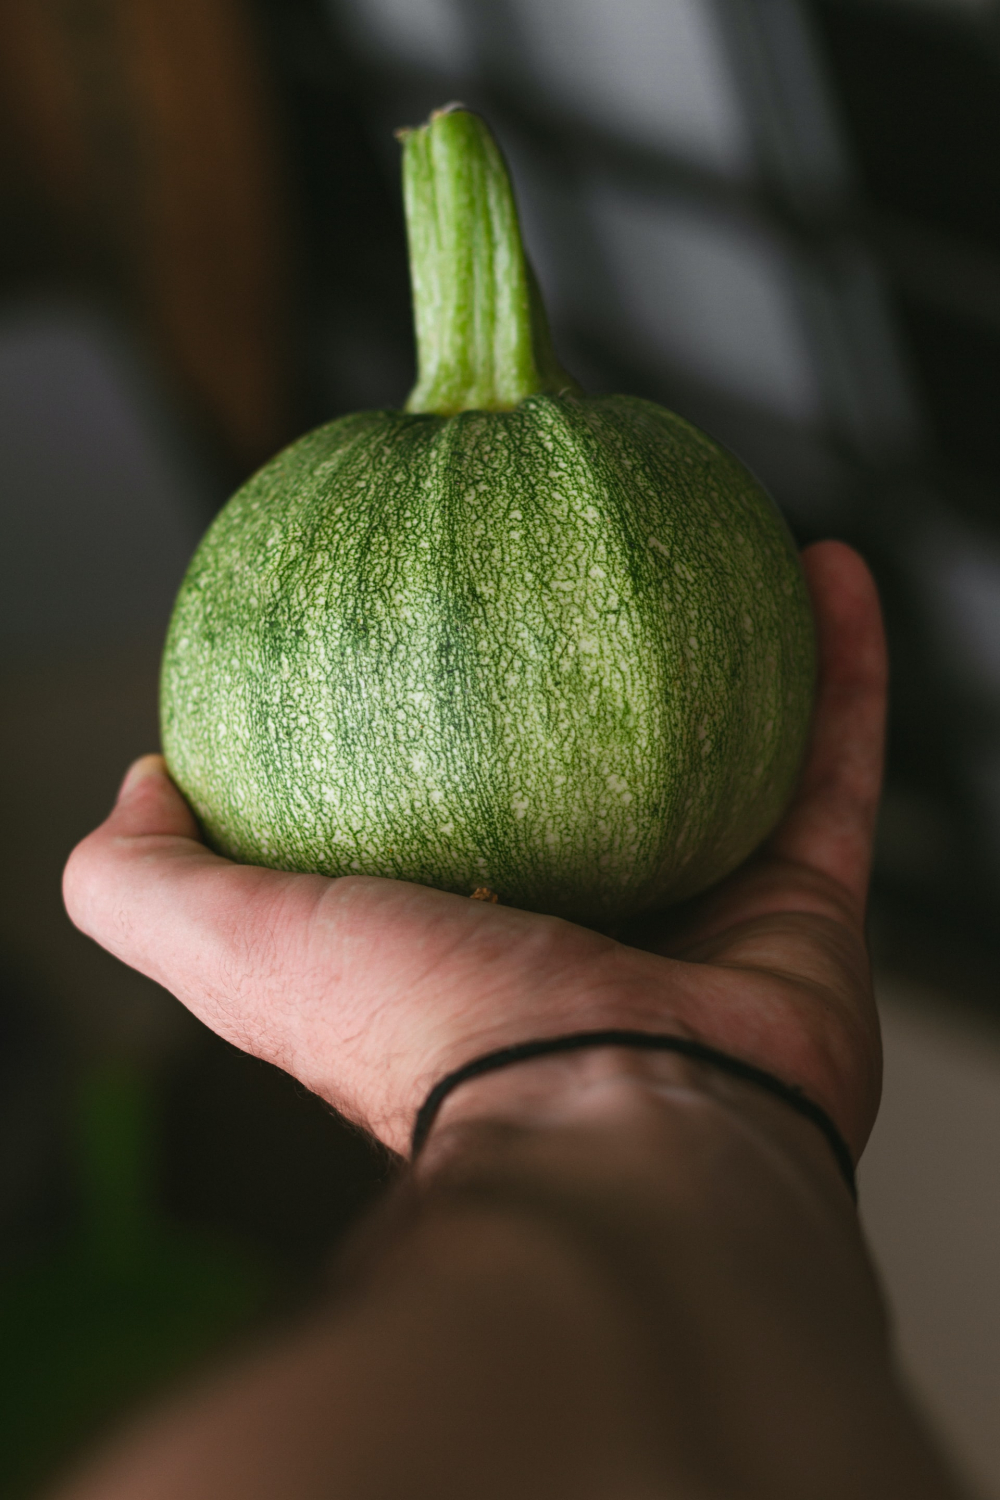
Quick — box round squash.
[161,107,814,931]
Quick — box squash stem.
[400,105,580,415]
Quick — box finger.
[113,754,201,837]
[64,755,213,939]
[63,756,605,1151]
[767,541,887,907]
[63,753,298,1013]
[66,757,405,1121]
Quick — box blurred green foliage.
[0,1062,270,1498]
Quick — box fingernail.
[117,754,165,801]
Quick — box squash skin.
[161,392,814,930]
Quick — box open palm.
[64,540,884,1159]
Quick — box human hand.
[63,541,884,1159]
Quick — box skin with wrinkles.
[160,392,813,930]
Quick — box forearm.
[396,1051,962,1499]
[50,1051,964,1500]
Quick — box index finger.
[767,540,887,908]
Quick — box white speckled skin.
[161,393,814,930]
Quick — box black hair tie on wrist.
[411,1029,857,1201]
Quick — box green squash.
[161,106,814,931]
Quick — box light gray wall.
[863,983,1000,1499]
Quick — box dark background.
[1,0,999,1493]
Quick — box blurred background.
[1,0,999,1493]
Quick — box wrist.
[416,1043,853,1204]
[427,1044,701,1137]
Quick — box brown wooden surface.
[0,0,294,473]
